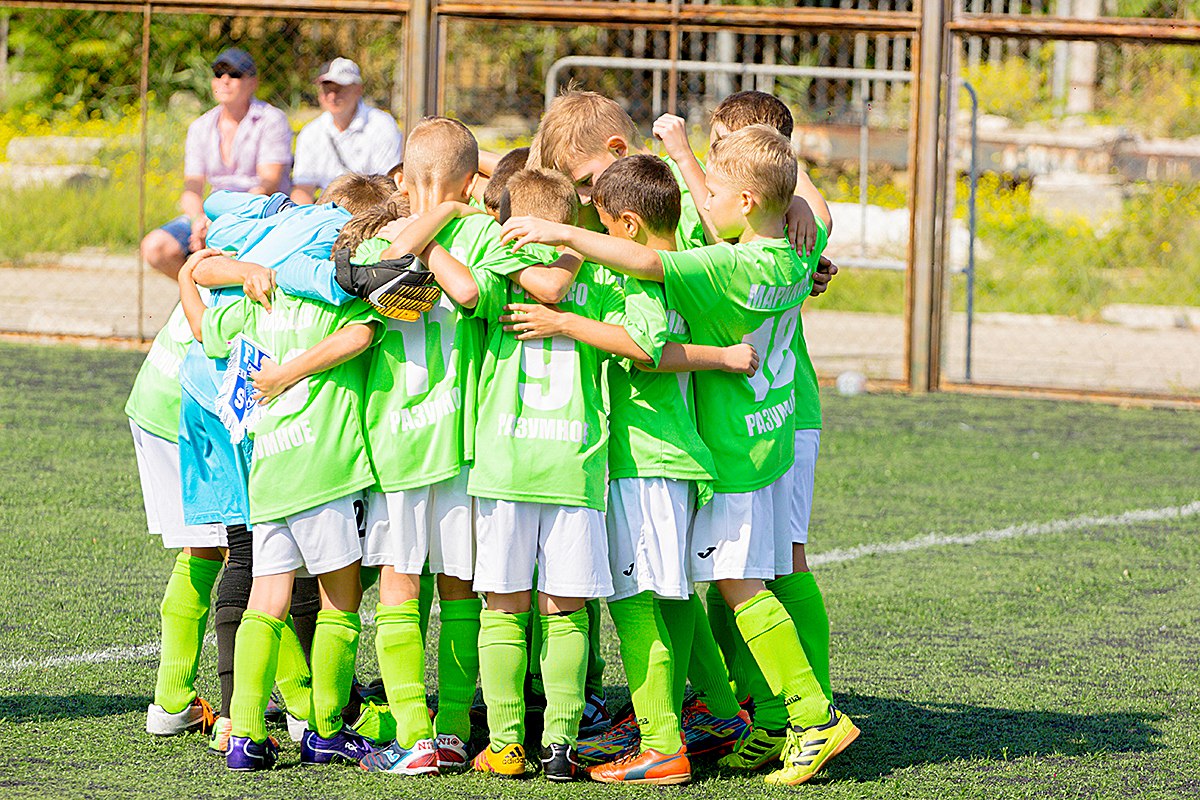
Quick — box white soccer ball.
[836,370,868,397]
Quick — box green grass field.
[0,340,1197,799]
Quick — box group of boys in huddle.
[126,86,858,787]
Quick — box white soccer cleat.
[146,697,216,736]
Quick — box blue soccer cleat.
[226,735,279,771]
[301,725,377,765]
[359,738,440,775]
[681,693,751,758]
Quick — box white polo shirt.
[292,101,404,190]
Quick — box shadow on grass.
[821,692,1166,782]
[0,693,150,723]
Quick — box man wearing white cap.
[290,57,404,204]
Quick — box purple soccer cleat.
[301,725,377,765]
[226,735,279,771]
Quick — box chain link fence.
[1,1,1197,401]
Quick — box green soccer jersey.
[793,220,829,431]
[663,155,708,251]
[607,279,716,498]
[468,245,647,511]
[202,292,382,523]
[362,213,524,492]
[659,231,824,493]
[125,301,194,442]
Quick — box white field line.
[3,502,1197,677]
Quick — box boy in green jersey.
[349,117,525,777]
[178,249,385,772]
[500,125,858,786]
[498,155,765,784]
[127,300,225,737]
[466,168,657,782]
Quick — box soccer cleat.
[540,743,581,782]
[300,725,377,765]
[286,713,308,743]
[435,733,470,769]
[763,706,860,786]
[587,747,692,785]
[351,700,397,746]
[207,716,233,756]
[681,697,750,758]
[577,710,641,765]
[226,735,279,771]
[146,697,216,736]
[359,739,440,776]
[471,742,527,778]
[718,725,788,771]
[264,690,286,725]
[578,689,611,738]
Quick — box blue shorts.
[179,390,252,527]
[160,215,194,256]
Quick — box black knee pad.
[215,525,253,612]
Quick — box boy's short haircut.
[321,173,395,215]
[531,89,640,173]
[592,154,681,237]
[386,162,404,182]
[483,146,531,213]
[333,201,404,254]
[387,189,411,219]
[403,116,478,188]
[706,124,797,215]
[711,91,794,139]
[505,168,580,226]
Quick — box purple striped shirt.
[184,98,293,193]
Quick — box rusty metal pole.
[138,3,151,341]
[404,0,437,133]
[906,0,950,392]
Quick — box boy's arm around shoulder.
[500,217,665,283]
[499,303,652,364]
[638,341,759,375]
[250,311,380,402]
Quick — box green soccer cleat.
[763,706,859,786]
[718,725,787,771]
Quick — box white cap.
[316,57,362,86]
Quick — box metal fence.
[1,1,1198,405]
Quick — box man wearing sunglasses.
[141,48,293,279]
[290,58,403,206]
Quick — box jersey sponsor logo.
[622,563,635,576]
[697,546,716,559]
[146,341,183,379]
[744,389,796,436]
[496,412,590,444]
[389,387,462,434]
[746,282,807,311]
[254,419,316,458]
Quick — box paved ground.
[2,255,1198,397]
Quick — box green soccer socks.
[479,609,530,749]
[734,591,829,729]
[376,600,433,748]
[436,597,483,742]
[154,552,221,713]
[584,598,606,695]
[608,593,682,754]
[229,610,284,742]
[311,609,361,738]
[684,594,742,719]
[768,572,833,702]
[540,608,589,747]
[274,617,313,721]
[658,598,696,715]
[708,583,788,730]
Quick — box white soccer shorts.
[606,477,694,602]
[791,430,821,546]
[472,499,613,599]
[129,420,226,549]
[362,468,475,580]
[252,493,363,578]
[689,474,792,582]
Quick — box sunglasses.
[213,68,245,79]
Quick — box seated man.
[140,48,292,279]
[290,58,404,205]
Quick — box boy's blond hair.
[530,89,639,173]
[321,173,394,214]
[712,91,794,139]
[706,124,797,216]
[504,168,580,226]
[403,116,478,188]
[333,200,406,255]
